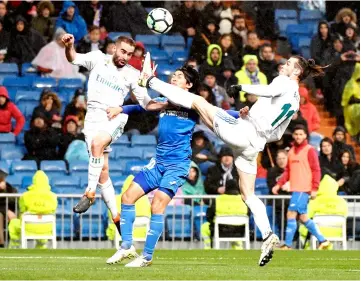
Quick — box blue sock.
[304,219,326,242]
[120,204,135,250]
[285,219,297,247]
[143,214,164,261]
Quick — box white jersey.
[242,75,300,150]
[71,51,150,110]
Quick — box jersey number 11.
[271,103,295,128]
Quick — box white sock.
[86,155,104,194]
[245,195,272,240]
[149,77,195,109]
[98,178,118,219]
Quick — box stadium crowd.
[0,0,359,249]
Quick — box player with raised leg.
[61,34,160,236]
[139,56,327,266]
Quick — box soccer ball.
[147,8,173,34]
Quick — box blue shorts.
[288,192,309,214]
[133,158,190,199]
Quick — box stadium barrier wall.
[0,194,359,250]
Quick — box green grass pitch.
[0,249,359,280]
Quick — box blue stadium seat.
[108,32,132,41]
[0,147,24,160]
[148,89,160,99]
[187,37,193,49]
[193,205,208,240]
[40,160,67,177]
[56,205,75,238]
[135,35,160,48]
[301,46,311,59]
[6,175,22,190]
[131,135,157,147]
[69,160,88,178]
[115,147,143,160]
[22,175,33,190]
[299,10,323,21]
[0,63,18,75]
[164,46,186,54]
[165,205,192,239]
[17,101,38,118]
[275,9,297,20]
[112,135,130,148]
[32,77,57,89]
[21,63,38,77]
[11,160,37,177]
[309,133,323,151]
[58,78,83,89]
[277,19,298,36]
[78,201,106,238]
[155,64,177,78]
[151,50,170,64]
[3,76,33,93]
[172,51,188,63]
[143,147,156,159]
[0,160,9,174]
[109,160,124,177]
[0,133,15,144]
[125,160,148,175]
[16,133,25,146]
[80,176,88,189]
[161,35,185,49]
[298,37,311,48]
[286,24,313,37]
[52,176,81,191]
[15,90,41,103]
[255,178,268,190]
[112,175,128,194]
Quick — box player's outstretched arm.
[62,33,76,63]
[229,77,284,98]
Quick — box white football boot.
[124,255,152,268]
[259,233,280,266]
[106,245,138,265]
[138,52,156,87]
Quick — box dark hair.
[317,20,330,39]
[198,83,216,105]
[116,36,136,47]
[292,56,328,81]
[339,149,356,167]
[276,149,288,157]
[260,43,272,52]
[89,25,100,33]
[176,65,200,93]
[292,124,308,134]
[320,137,333,157]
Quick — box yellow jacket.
[106,175,151,240]
[235,55,268,102]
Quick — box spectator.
[261,138,290,170]
[235,54,267,102]
[342,63,360,140]
[173,0,202,39]
[198,83,217,106]
[101,1,150,35]
[298,87,320,133]
[189,18,221,64]
[6,15,46,64]
[182,161,206,206]
[201,0,223,23]
[0,18,9,62]
[203,70,230,109]
[32,90,62,127]
[218,33,240,69]
[331,8,357,37]
[0,86,25,136]
[191,130,218,174]
[78,0,104,28]
[55,1,87,43]
[63,89,87,129]
[8,170,57,249]
[332,126,356,161]
[0,1,11,31]
[31,1,54,43]
[310,21,332,66]
[231,16,248,51]
[283,111,309,146]
[104,39,116,56]
[0,169,17,248]
[236,93,257,111]
[258,43,278,84]
[24,111,60,165]
[272,125,331,250]
[32,28,85,81]
[128,41,145,72]
[199,44,223,80]
[319,137,339,179]
[58,115,85,159]
[76,26,106,54]
[204,146,239,195]
[336,149,360,195]
[217,58,238,91]
[201,179,247,249]
[243,31,260,56]
[343,24,359,52]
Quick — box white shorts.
[213,110,263,174]
[83,108,128,154]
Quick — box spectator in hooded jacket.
[258,43,278,84]
[0,18,9,63]
[173,1,202,39]
[231,15,248,51]
[319,137,339,179]
[55,1,87,43]
[191,130,218,173]
[0,86,24,136]
[199,44,223,80]
[63,89,87,128]
[58,115,85,159]
[331,8,358,37]
[310,21,332,66]
[181,161,206,206]
[298,87,320,133]
[32,90,62,127]
[332,126,356,161]
[6,15,46,63]
[24,111,60,166]
[31,1,54,43]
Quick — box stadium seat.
[286,24,313,37]
[152,64,176,78]
[301,46,311,59]
[255,178,268,190]
[112,135,131,148]
[151,50,170,64]
[0,147,24,160]
[131,135,157,147]
[124,160,148,175]
[161,35,185,49]
[172,51,188,63]
[108,32,132,41]
[148,89,160,99]
[0,63,18,75]
[78,202,106,238]
[11,160,37,177]
[17,101,38,118]
[22,175,33,190]
[80,176,88,189]
[0,160,9,174]
[6,175,22,190]
[135,34,160,49]
[52,176,81,191]
[15,90,41,103]
[3,77,34,96]
[298,37,311,49]
[299,10,323,22]
[112,175,128,194]
[165,205,192,239]
[115,147,143,160]
[309,133,323,151]
[21,63,38,77]
[193,205,208,240]
[108,160,124,177]
[32,77,57,89]
[277,19,298,36]
[275,9,297,20]
[0,133,15,144]
[164,46,187,54]
[186,37,193,49]
[16,133,25,146]
[56,205,75,238]
[58,78,83,89]
[143,147,157,159]
[69,160,88,178]
[40,160,67,177]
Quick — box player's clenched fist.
[61,34,75,48]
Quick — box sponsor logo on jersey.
[95,74,124,94]
[163,110,189,120]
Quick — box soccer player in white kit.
[139,56,326,266]
[61,34,160,236]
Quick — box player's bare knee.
[299,214,309,223]
[121,191,135,205]
[151,199,167,214]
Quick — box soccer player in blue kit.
[106,66,200,267]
